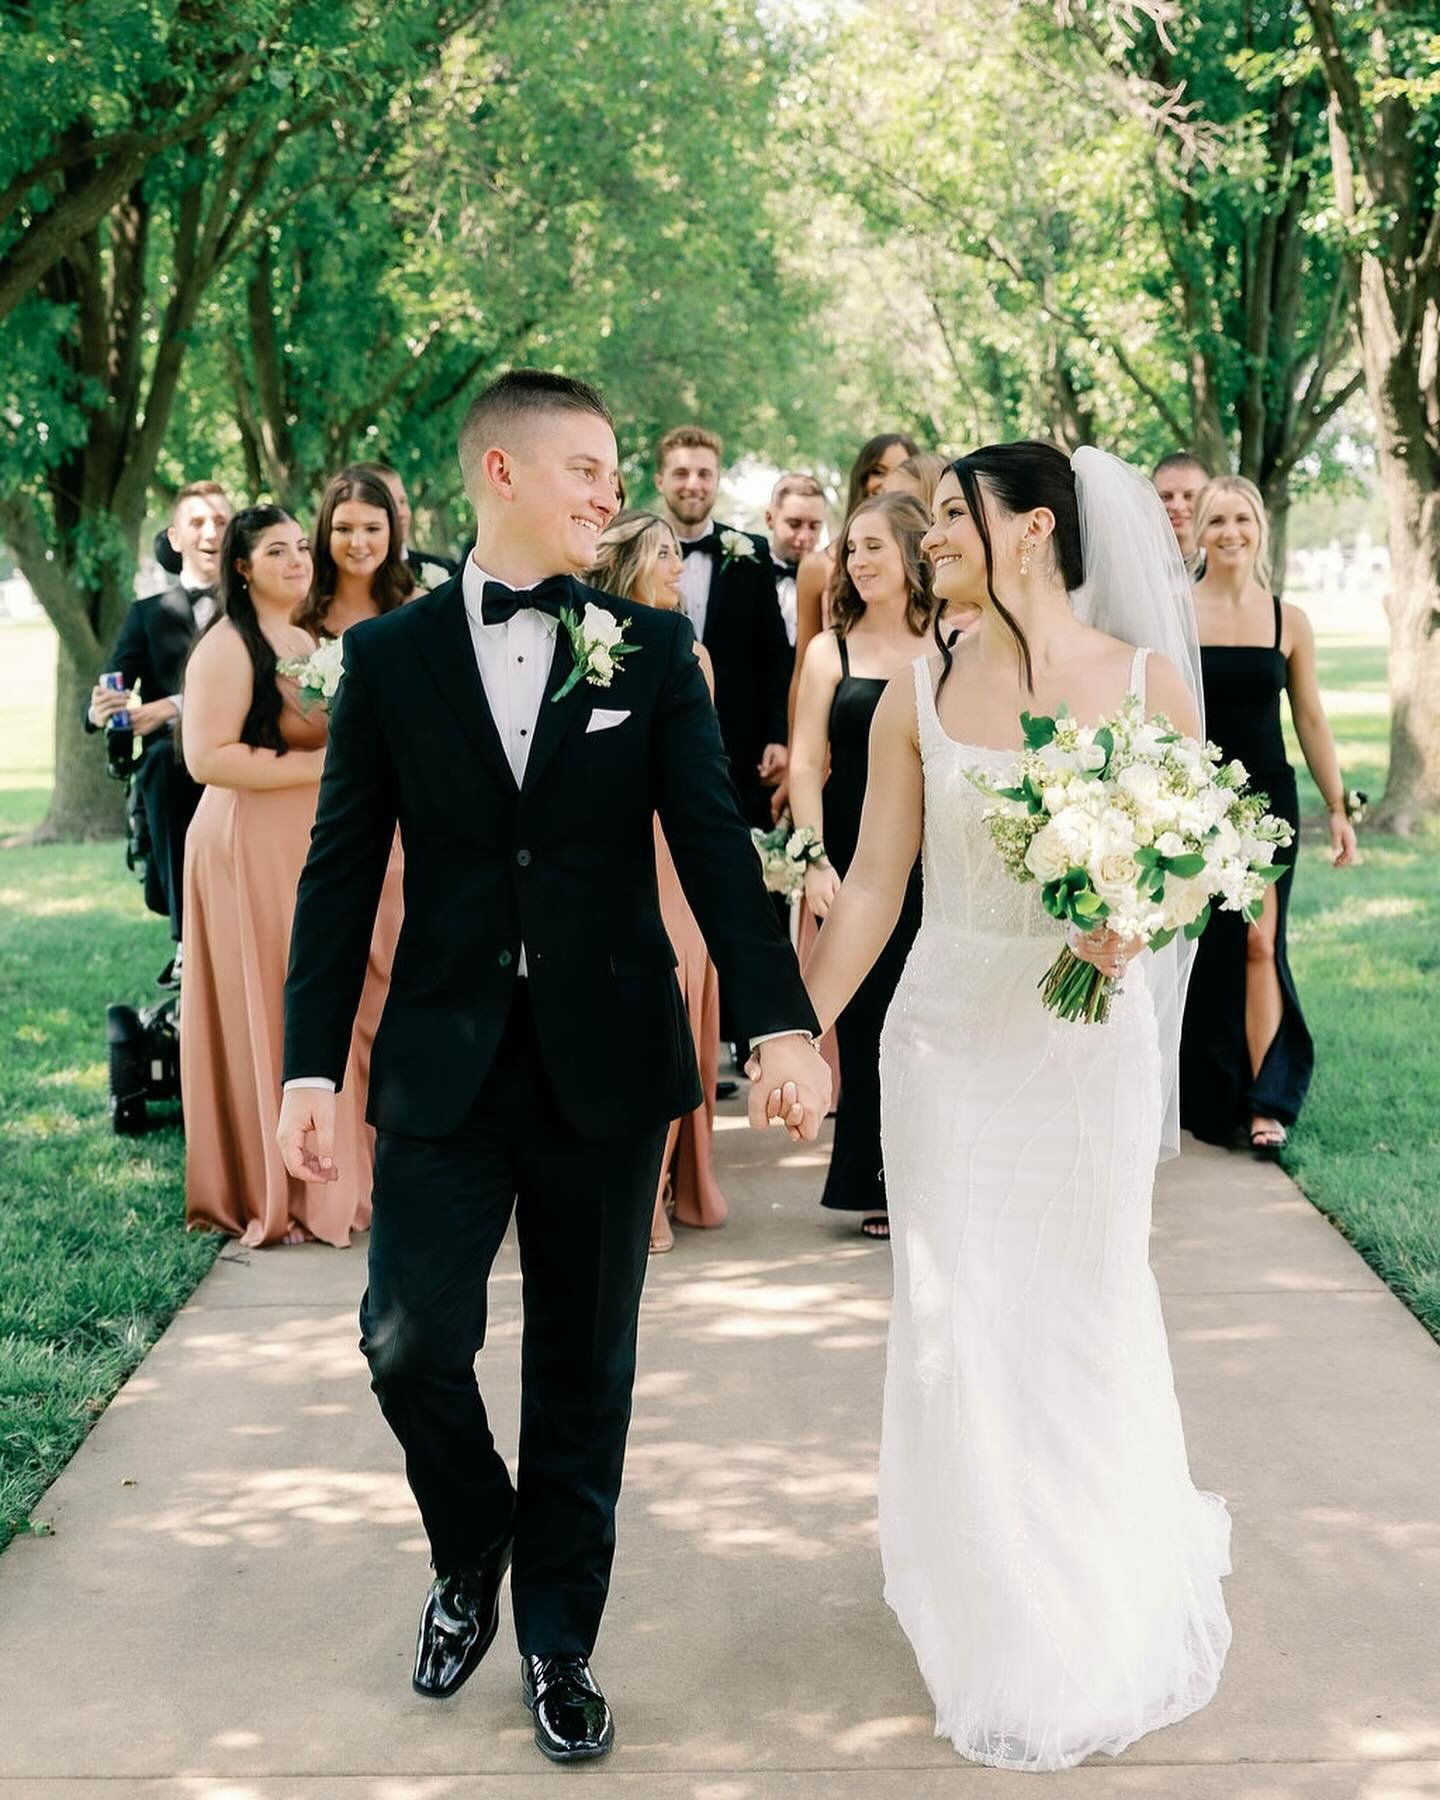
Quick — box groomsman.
[654,425,790,828]
[358,461,459,588]
[87,481,231,951]
[1152,452,1212,565]
[764,472,827,647]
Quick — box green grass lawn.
[0,622,217,1550]
[0,592,1434,1552]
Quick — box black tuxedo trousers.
[363,982,665,1655]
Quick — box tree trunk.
[1374,445,1440,833]
[33,635,126,841]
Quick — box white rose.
[1161,874,1212,929]
[1096,847,1140,893]
[590,646,615,683]
[1155,831,1187,859]
[1081,740,1110,771]
[582,603,624,648]
[1117,762,1162,807]
[1042,782,1068,814]
[721,529,756,560]
[1023,823,1071,883]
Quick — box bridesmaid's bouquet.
[969,696,1294,1024]
[751,817,826,899]
[278,637,346,714]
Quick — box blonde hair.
[587,509,679,607]
[1194,476,1273,589]
[656,424,722,472]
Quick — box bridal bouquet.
[969,695,1293,1024]
[278,637,346,714]
[751,817,826,899]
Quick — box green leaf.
[1149,926,1178,949]
[1020,711,1056,748]
[1073,888,1105,917]
[1163,852,1206,878]
[1184,903,1213,939]
[1258,863,1286,883]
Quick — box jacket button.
[498,949,513,968]
[515,848,532,867]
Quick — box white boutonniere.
[554,601,640,702]
[719,528,758,573]
[278,635,346,713]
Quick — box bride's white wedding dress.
[877,651,1231,1772]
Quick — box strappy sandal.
[860,1215,890,1241]
[1249,1121,1287,1160]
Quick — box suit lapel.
[522,584,590,797]
[412,578,518,792]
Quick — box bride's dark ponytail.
[934,441,1085,696]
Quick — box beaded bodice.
[911,659,1058,944]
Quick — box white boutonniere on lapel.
[719,528,758,574]
[553,601,640,703]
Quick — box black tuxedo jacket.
[84,585,203,747]
[282,573,818,1142]
[693,525,790,825]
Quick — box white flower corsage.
[278,635,346,713]
[554,601,639,702]
[719,528,758,573]
[750,815,828,898]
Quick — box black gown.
[1180,596,1314,1143]
[819,634,924,1214]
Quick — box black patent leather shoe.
[521,1653,615,1762]
[411,1543,512,1698]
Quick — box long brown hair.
[586,509,678,604]
[844,431,921,520]
[297,467,415,636]
[829,493,935,638]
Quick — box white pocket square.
[586,708,631,734]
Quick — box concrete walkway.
[2,1111,1439,1799]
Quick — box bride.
[794,441,1232,1771]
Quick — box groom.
[277,371,828,1763]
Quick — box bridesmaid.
[296,465,416,637]
[788,432,919,732]
[587,509,727,1252]
[880,451,949,508]
[1180,476,1357,1155]
[180,507,390,1245]
[789,493,935,1237]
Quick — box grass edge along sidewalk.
[0,841,218,1552]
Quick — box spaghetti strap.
[837,631,850,679]
[1127,645,1149,708]
[912,656,943,756]
[1272,595,1283,652]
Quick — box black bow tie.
[775,560,799,580]
[480,574,570,627]
[680,535,715,559]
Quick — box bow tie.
[775,560,799,580]
[680,535,715,559]
[480,574,570,627]
[184,585,215,602]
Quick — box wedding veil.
[1070,446,1205,1162]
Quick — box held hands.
[277,1087,340,1183]
[745,1033,832,1141]
[1068,925,1143,980]
[804,861,841,919]
[769,776,790,824]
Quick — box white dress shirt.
[676,520,715,643]
[285,554,806,1093]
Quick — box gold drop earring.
[1018,536,1032,578]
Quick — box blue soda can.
[101,671,130,731]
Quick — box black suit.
[686,525,790,828]
[405,544,458,587]
[283,572,816,1655]
[86,585,205,938]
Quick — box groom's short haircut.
[458,370,613,492]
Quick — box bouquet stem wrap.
[1040,946,1119,1024]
